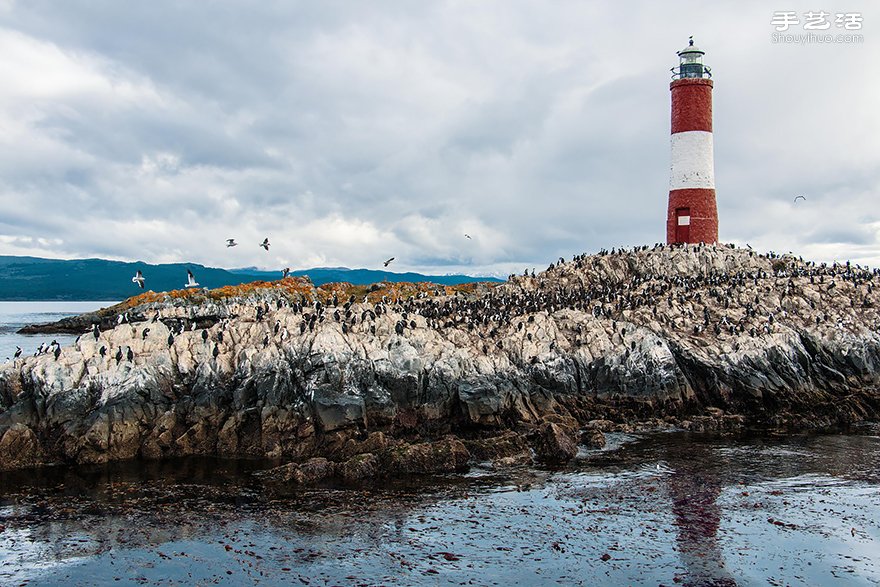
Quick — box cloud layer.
[1,1,878,275]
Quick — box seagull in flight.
[260,238,270,251]
[793,195,806,203]
[185,269,200,288]
[465,234,472,239]
[282,267,290,278]
[131,270,145,289]
[383,257,395,267]
[226,238,238,247]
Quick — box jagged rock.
[580,429,606,448]
[385,437,470,475]
[0,424,44,469]
[256,457,336,486]
[340,453,380,483]
[465,431,532,464]
[531,422,578,465]
[585,419,616,432]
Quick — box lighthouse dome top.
[677,37,705,56]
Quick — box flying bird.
[465,234,472,239]
[383,257,395,267]
[132,270,145,289]
[793,195,806,203]
[226,238,238,247]
[185,269,200,288]
[260,238,270,251]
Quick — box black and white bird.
[260,238,270,251]
[383,257,395,267]
[14,346,22,359]
[93,324,100,340]
[226,238,238,247]
[132,270,145,289]
[185,269,199,288]
[282,267,290,278]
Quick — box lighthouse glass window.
[679,52,703,78]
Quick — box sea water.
[0,301,114,361]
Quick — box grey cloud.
[0,1,877,273]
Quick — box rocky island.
[2,244,879,482]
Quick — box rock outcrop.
[2,244,879,476]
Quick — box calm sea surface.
[0,301,115,361]
[0,303,879,585]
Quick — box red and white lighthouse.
[667,37,718,244]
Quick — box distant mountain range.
[0,256,503,301]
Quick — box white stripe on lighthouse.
[669,130,715,190]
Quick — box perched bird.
[14,346,21,359]
[99,345,107,357]
[115,348,123,364]
[226,238,238,247]
[132,270,145,289]
[282,267,290,278]
[384,257,395,267]
[142,328,150,340]
[212,344,220,358]
[260,238,270,251]
[93,324,100,340]
[185,270,199,288]
[167,333,174,347]
[126,347,134,362]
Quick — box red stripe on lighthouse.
[670,78,713,133]
[667,188,718,244]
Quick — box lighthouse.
[667,37,718,244]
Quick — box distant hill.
[0,256,503,301]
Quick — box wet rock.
[314,392,366,432]
[0,424,45,470]
[385,437,470,475]
[585,419,616,432]
[464,431,532,464]
[530,422,578,465]
[256,457,336,486]
[340,453,380,483]
[337,431,391,460]
[580,429,606,448]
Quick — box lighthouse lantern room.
[666,37,718,245]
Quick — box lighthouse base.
[667,188,718,244]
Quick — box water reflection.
[666,442,737,586]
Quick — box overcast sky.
[0,1,877,276]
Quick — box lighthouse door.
[675,208,691,243]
